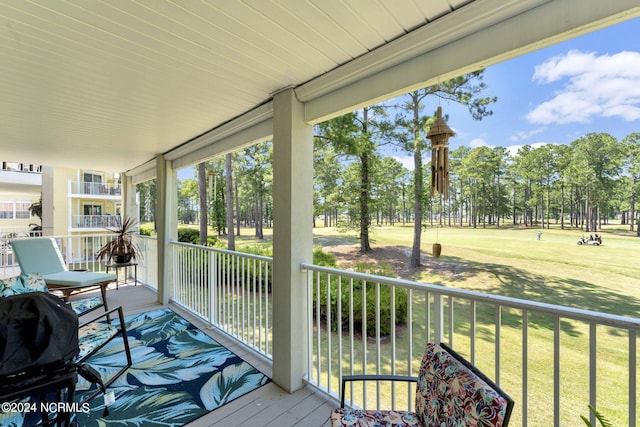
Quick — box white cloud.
[527,50,640,125]
[505,142,548,157]
[392,155,415,171]
[510,127,546,142]
[469,138,489,148]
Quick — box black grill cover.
[0,292,79,377]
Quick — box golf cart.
[577,234,602,246]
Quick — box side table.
[105,262,138,290]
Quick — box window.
[84,172,103,194]
[0,202,13,219]
[15,202,31,219]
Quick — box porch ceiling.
[1,1,638,174]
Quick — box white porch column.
[41,166,54,236]
[272,87,313,392]
[120,173,139,225]
[155,155,177,305]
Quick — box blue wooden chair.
[10,237,116,311]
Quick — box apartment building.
[1,162,122,274]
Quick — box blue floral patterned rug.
[72,308,271,426]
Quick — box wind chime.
[427,106,455,200]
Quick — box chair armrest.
[340,374,418,408]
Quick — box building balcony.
[0,166,42,187]
[0,162,42,174]
[69,181,122,197]
[70,215,121,230]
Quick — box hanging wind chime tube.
[427,106,455,200]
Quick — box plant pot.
[432,243,442,259]
[114,253,133,264]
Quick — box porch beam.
[272,87,313,393]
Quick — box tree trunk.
[631,177,636,231]
[198,163,208,245]
[560,184,565,230]
[235,177,241,237]
[225,153,235,251]
[359,151,371,253]
[410,94,422,268]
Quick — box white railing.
[0,234,135,281]
[6,233,634,426]
[302,263,639,427]
[169,242,272,358]
[134,235,157,290]
[71,215,121,229]
[69,181,121,196]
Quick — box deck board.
[77,283,334,427]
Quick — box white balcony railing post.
[433,293,444,344]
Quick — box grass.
[208,222,639,425]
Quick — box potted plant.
[96,216,140,264]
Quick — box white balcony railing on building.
[69,181,122,196]
[169,242,272,358]
[0,162,42,173]
[71,215,121,229]
[302,263,639,427]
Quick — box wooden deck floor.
[90,283,335,427]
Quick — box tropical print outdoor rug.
[72,307,271,426]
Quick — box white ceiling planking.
[336,0,409,43]
[377,0,429,31]
[306,0,388,51]
[188,1,330,81]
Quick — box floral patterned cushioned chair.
[331,342,514,427]
[0,274,132,395]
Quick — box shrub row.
[313,249,408,337]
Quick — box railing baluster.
[337,275,343,402]
[629,330,637,427]
[314,272,322,385]
[326,273,332,395]
[390,285,396,411]
[362,279,367,409]
[471,300,477,365]
[349,277,354,407]
[589,323,597,427]
[375,281,381,409]
[554,317,560,427]
[495,306,501,385]
[523,309,529,427]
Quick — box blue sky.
[390,16,640,169]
